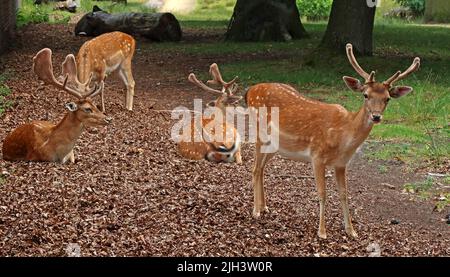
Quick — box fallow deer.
[65,31,136,112]
[177,63,243,164]
[246,44,420,238]
[2,48,111,163]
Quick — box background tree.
[321,0,376,55]
[225,0,308,42]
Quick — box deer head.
[32,48,110,126]
[188,63,242,111]
[343,44,420,123]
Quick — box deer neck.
[52,112,85,147]
[346,105,374,149]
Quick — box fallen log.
[74,5,182,42]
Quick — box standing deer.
[65,31,136,112]
[246,44,420,238]
[177,63,243,164]
[2,48,111,163]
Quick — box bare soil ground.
[0,24,448,256]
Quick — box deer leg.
[259,152,274,213]
[100,81,105,112]
[61,150,75,164]
[313,160,327,239]
[119,59,135,111]
[69,150,75,163]
[335,166,358,238]
[252,144,273,218]
[234,146,242,165]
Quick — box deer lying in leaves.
[2,48,111,163]
[246,44,420,238]
[66,31,136,112]
[177,63,243,164]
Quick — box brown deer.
[177,63,243,164]
[2,48,111,163]
[246,44,420,238]
[64,31,136,112]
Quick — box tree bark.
[225,0,308,42]
[321,0,376,56]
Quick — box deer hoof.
[346,228,358,239]
[318,231,327,239]
[252,208,261,219]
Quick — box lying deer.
[246,44,420,238]
[177,63,243,164]
[65,31,136,112]
[2,48,111,163]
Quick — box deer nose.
[372,114,382,122]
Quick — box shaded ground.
[0,24,448,257]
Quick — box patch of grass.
[17,0,71,27]
[404,177,450,212]
[176,0,236,21]
[378,164,389,174]
[404,177,434,194]
[0,72,13,116]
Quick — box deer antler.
[33,48,101,99]
[188,73,224,95]
[61,54,95,93]
[384,57,420,86]
[346,44,375,83]
[207,63,238,93]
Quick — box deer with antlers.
[2,48,111,163]
[177,63,243,164]
[65,31,136,112]
[246,44,420,238]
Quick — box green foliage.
[0,72,12,116]
[17,0,71,27]
[296,0,333,21]
[396,0,425,15]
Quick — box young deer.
[65,31,136,112]
[246,44,420,238]
[2,48,111,163]
[177,63,243,164]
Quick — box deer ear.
[343,76,364,92]
[65,102,78,112]
[389,86,413,98]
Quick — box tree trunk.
[321,0,376,56]
[225,0,308,42]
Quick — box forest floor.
[0,24,448,256]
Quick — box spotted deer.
[177,63,243,164]
[65,31,136,112]
[2,48,111,163]
[246,44,420,238]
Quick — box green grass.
[17,0,72,27]
[0,72,12,116]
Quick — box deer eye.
[363,94,369,99]
[84,108,92,113]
